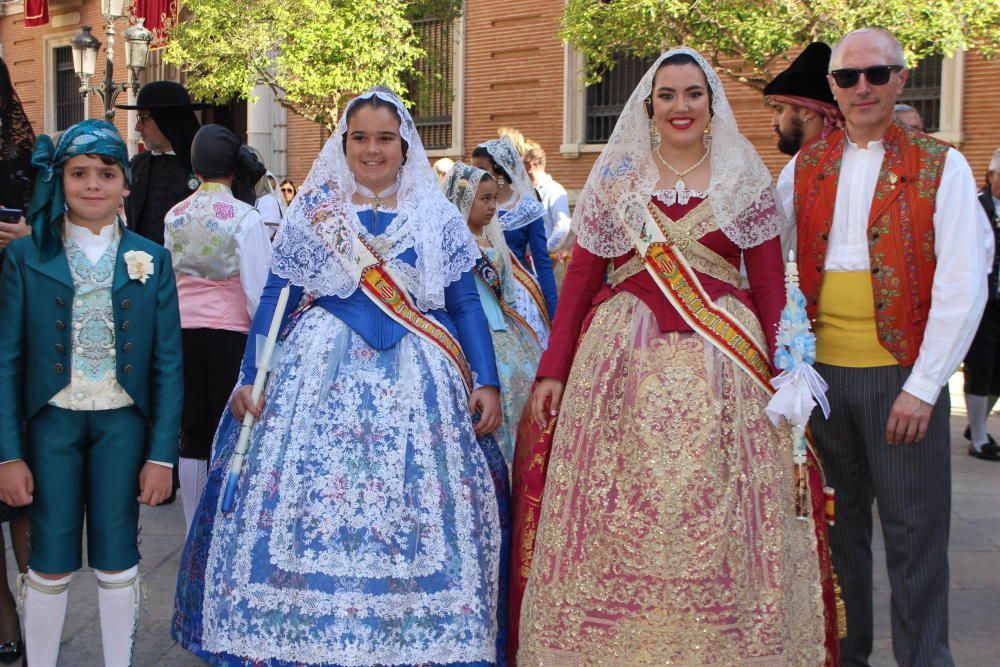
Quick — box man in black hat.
[116,80,209,245]
[767,43,844,254]
[764,42,844,157]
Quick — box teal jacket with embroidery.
[0,223,183,464]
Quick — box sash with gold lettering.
[472,252,541,345]
[627,198,773,392]
[355,236,474,394]
[508,251,552,331]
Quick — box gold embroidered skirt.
[518,293,826,666]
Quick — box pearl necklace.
[655,145,710,193]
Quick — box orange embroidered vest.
[794,121,949,366]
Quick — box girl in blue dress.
[173,88,507,666]
[471,138,556,346]
[443,163,541,470]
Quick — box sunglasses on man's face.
[829,65,904,88]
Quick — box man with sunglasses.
[782,28,991,667]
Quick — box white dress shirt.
[535,174,572,252]
[255,193,284,239]
[234,209,272,315]
[777,139,992,404]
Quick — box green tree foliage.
[562,0,1000,89]
[164,0,461,128]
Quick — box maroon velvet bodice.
[537,195,785,383]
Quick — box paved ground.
[3,373,998,666]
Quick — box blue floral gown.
[173,206,510,666]
[473,247,542,469]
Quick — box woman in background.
[472,138,556,347]
[444,161,541,470]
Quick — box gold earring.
[650,117,661,148]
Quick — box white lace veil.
[573,47,784,257]
[442,161,516,302]
[270,86,478,311]
[477,136,544,232]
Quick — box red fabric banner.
[132,0,179,48]
[23,0,50,27]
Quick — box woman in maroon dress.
[512,47,836,665]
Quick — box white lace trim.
[270,88,479,311]
[573,47,785,257]
[499,195,544,232]
[652,187,708,207]
[202,311,500,664]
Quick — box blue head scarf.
[26,119,131,259]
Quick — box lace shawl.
[478,137,543,232]
[271,88,479,311]
[574,47,785,257]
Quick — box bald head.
[827,28,909,144]
[830,28,905,71]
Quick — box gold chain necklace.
[655,145,710,192]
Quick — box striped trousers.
[811,363,954,667]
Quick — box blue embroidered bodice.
[242,208,500,388]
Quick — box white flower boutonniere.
[124,250,155,284]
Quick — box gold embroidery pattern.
[648,202,746,288]
[518,293,826,666]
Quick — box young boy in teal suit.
[0,119,183,667]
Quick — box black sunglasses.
[829,65,904,88]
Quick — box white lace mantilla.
[270,88,479,311]
[573,47,785,257]
[480,137,543,231]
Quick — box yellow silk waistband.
[815,271,898,368]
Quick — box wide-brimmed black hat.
[764,42,835,105]
[116,80,211,110]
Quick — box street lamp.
[71,10,154,121]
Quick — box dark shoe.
[968,441,1000,461]
[963,427,997,446]
[0,640,22,664]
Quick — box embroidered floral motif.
[795,124,945,365]
[50,236,133,410]
[186,310,501,665]
[212,202,235,220]
[165,186,254,280]
[518,293,826,665]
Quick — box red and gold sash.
[508,251,552,331]
[472,252,541,345]
[636,201,773,393]
[355,236,474,394]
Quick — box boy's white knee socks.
[21,569,73,667]
[96,565,141,667]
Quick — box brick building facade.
[3,0,998,197]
